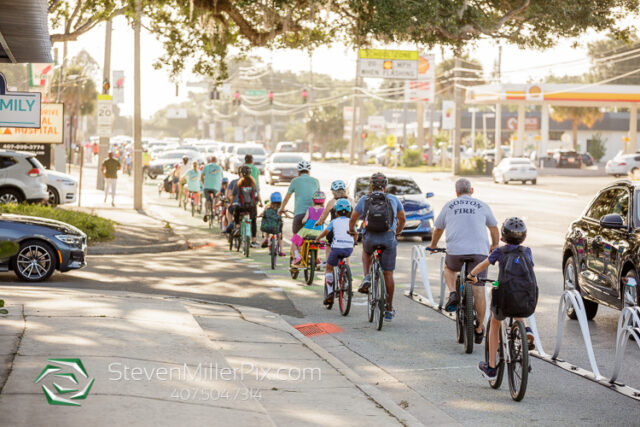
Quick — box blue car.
[347,175,435,241]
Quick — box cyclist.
[350,172,406,322]
[177,155,190,207]
[291,191,325,266]
[315,180,353,264]
[260,192,285,256]
[467,217,537,380]
[244,154,261,191]
[278,159,319,236]
[185,161,202,210]
[232,166,259,247]
[315,199,355,306]
[201,155,224,222]
[428,178,499,344]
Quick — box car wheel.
[563,256,598,320]
[47,186,60,206]
[148,171,157,180]
[0,189,23,204]
[623,269,639,308]
[531,179,537,185]
[12,240,57,282]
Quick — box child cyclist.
[260,192,286,256]
[291,191,325,266]
[467,217,538,381]
[315,199,355,306]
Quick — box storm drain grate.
[294,323,343,337]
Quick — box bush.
[0,204,115,244]
[402,149,423,167]
[587,133,607,162]
[460,156,486,175]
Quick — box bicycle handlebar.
[425,247,446,253]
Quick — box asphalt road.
[2,163,638,425]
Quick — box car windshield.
[354,177,421,200]
[271,155,304,163]
[158,151,192,159]
[237,146,265,155]
[507,159,531,165]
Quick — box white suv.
[0,151,48,203]
[45,169,77,205]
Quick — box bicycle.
[367,247,387,331]
[189,191,200,217]
[478,279,530,401]
[204,190,217,229]
[324,254,353,316]
[290,237,322,285]
[239,212,252,257]
[455,257,480,354]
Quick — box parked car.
[347,175,435,241]
[562,180,639,320]
[147,149,203,179]
[605,154,640,177]
[492,158,538,185]
[580,152,594,167]
[265,153,306,184]
[275,142,297,153]
[0,213,87,281]
[0,151,48,204]
[45,170,77,206]
[554,150,582,168]
[221,144,236,170]
[228,145,267,174]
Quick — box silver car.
[45,169,78,205]
[0,151,48,203]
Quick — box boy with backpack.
[232,166,261,247]
[467,217,538,381]
[260,192,285,256]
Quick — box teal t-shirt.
[287,174,320,215]
[186,169,202,192]
[202,163,223,190]
[248,164,260,190]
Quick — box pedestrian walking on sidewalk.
[102,151,121,207]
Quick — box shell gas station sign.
[0,103,64,144]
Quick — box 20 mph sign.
[96,94,113,137]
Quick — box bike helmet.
[370,172,387,190]
[182,155,189,162]
[312,191,326,204]
[270,192,282,203]
[239,165,252,177]
[222,177,229,184]
[297,160,311,172]
[330,180,346,192]
[334,199,351,215]
[501,217,527,244]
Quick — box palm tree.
[551,107,602,150]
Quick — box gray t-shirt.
[434,195,497,256]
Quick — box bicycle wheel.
[191,201,195,217]
[367,267,375,323]
[507,320,529,401]
[243,234,250,257]
[234,232,241,252]
[304,249,316,285]
[374,265,385,331]
[338,264,352,316]
[463,281,475,353]
[270,240,277,270]
[455,276,465,344]
[485,321,505,389]
[228,230,234,251]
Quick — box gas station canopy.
[0,0,52,63]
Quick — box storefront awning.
[0,0,52,63]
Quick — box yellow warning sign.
[0,103,63,144]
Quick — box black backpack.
[492,246,538,318]
[363,192,394,232]
[239,186,256,209]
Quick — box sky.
[58,15,629,120]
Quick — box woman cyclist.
[232,166,260,247]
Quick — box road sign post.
[96,95,113,138]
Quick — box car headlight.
[55,234,83,246]
[416,206,432,216]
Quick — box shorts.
[172,177,179,184]
[292,214,305,234]
[445,254,488,283]
[362,230,397,271]
[327,247,353,266]
[490,304,507,321]
[204,188,219,203]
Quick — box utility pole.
[349,48,361,164]
[428,103,434,165]
[495,45,503,166]
[452,56,462,174]
[308,50,314,157]
[97,20,112,190]
[417,101,425,152]
[133,3,143,209]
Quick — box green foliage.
[460,156,486,175]
[0,204,115,244]
[588,133,607,162]
[587,34,640,85]
[50,50,99,117]
[285,121,306,141]
[307,106,344,154]
[402,149,422,167]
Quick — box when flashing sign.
[0,73,41,129]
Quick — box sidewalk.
[0,287,422,426]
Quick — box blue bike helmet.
[331,180,346,192]
[335,199,351,215]
[270,192,282,203]
[222,177,229,184]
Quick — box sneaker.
[278,251,286,257]
[358,275,371,294]
[475,326,485,344]
[478,362,497,381]
[203,215,209,223]
[292,255,302,266]
[323,293,334,305]
[384,310,395,322]
[525,327,536,350]
[261,239,269,248]
[250,242,259,248]
[444,291,459,312]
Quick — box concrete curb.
[88,240,189,255]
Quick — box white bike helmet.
[330,180,346,191]
[297,160,311,172]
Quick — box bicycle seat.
[372,245,385,250]
[459,256,476,263]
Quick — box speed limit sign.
[96,94,113,137]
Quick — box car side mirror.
[426,192,434,198]
[600,213,625,229]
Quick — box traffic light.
[102,78,110,94]
[268,91,274,105]
[233,90,241,106]
[361,131,368,140]
[302,89,308,103]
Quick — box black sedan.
[562,180,639,320]
[0,214,87,281]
